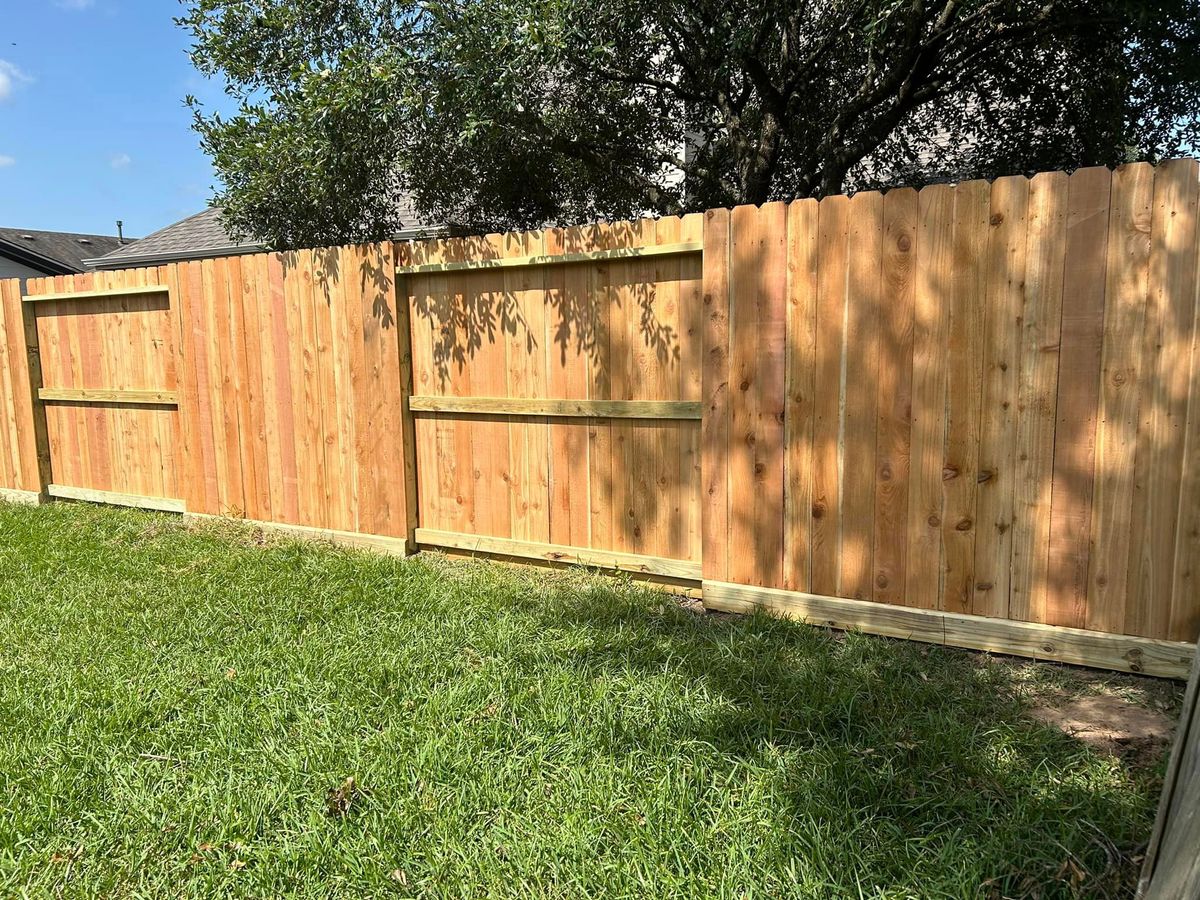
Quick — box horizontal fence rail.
[394,241,702,274]
[408,397,703,419]
[1,161,1199,678]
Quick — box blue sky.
[0,1,235,239]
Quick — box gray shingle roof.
[90,208,255,269]
[89,197,445,270]
[0,227,132,274]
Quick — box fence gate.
[398,218,706,581]
[24,278,183,512]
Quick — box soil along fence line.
[1,161,1198,678]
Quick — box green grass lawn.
[0,502,1181,898]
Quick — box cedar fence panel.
[703,161,1200,676]
[16,243,413,538]
[1,162,1199,677]
[400,215,705,579]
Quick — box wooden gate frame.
[19,280,184,513]
[397,237,707,582]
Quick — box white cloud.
[0,61,32,102]
[110,153,131,170]
[55,0,95,9]
[0,156,14,168]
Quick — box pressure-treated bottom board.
[703,580,1195,680]
[0,488,44,506]
[46,484,185,514]
[11,493,1197,679]
[183,512,411,555]
[414,527,703,580]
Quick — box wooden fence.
[1140,653,1200,897]
[1,161,1198,678]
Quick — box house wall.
[0,254,47,289]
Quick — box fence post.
[701,208,731,586]
[389,242,421,553]
[0,277,50,503]
[1139,654,1200,897]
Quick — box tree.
[180,0,1200,248]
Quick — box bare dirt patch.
[1030,692,1177,767]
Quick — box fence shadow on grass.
[494,575,1169,898]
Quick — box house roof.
[0,227,132,275]
[88,197,445,270]
[89,208,257,269]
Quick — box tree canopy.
[180,0,1200,247]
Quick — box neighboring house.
[88,199,446,271]
[0,227,131,290]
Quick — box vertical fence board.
[1046,167,1113,629]
[812,195,849,596]
[652,216,683,560]
[784,200,819,593]
[1171,219,1200,642]
[228,258,260,520]
[905,184,955,609]
[545,226,582,548]
[942,180,990,614]
[0,278,46,492]
[873,188,917,606]
[760,204,788,589]
[588,222,617,555]
[1088,163,1156,634]
[680,213,705,562]
[702,209,732,583]
[1010,172,1069,624]
[728,206,762,585]
[840,191,884,600]
[1128,159,1200,638]
[612,222,646,556]
[972,176,1029,618]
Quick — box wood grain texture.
[409,397,701,418]
[1046,167,1113,628]
[1010,172,1069,625]
[30,271,180,502]
[0,278,48,492]
[23,284,169,303]
[702,209,732,582]
[811,194,849,596]
[873,189,917,606]
[395,241,701,274]
[840,191,883,600]
[403,218,704,566]
[972,176,1029,618]
[727,203,787,587]
[942,180,989,614]
[704,580,1193,679]
[1127,160,1200,640]
[784,200,819,593]
[1141,160,1200,642]
[38,388,177,405]
[905,184,954,609]
[1088,163,1155,634]
[46,483,185,513]
[415,527,701,580]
